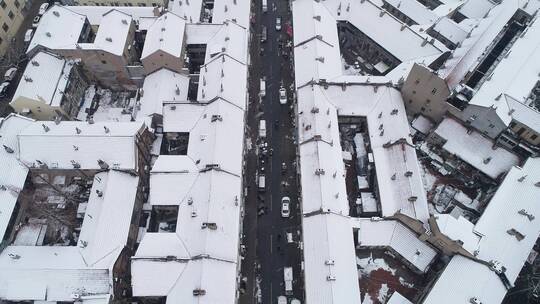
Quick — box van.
[284,267,293,295]
[258,174,266,191]
[260,78,266,97]
[259,120,267,138]
[262,0,267,13]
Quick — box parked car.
[0,82,10,97]
[281,196,290,218]
[275,17,282,31]
[24,29,34,43]
[32,16,41,28]
[4,67,17,81]
[279,86,287,105]
[38,3,49,15]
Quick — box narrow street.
[239,0,304,303]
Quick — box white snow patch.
[357,254,396,278]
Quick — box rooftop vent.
[518,209,535,221]
[71,160,81,169]
[42,124,50,132]
[75,127,81,134]
[211,115,223,122]
[31,60,40,66]
[315,169,325,175]
[325,260,335,265]
[507,228,525,241]
[193,289,206,296]
[104,126,110,133]
[187,197,193,205]
[201,222,217,230]
[53,11,60,17]
[122,19,128,25]
[3,145,14,154]
[96,189,103,197]
[45,32,52,37]
[105,37,113,42]
[326,275,336,281]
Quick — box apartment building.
[0,0,31,55]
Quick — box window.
[14,0,19,8]
[2,23,8,32]
[517,127,526,136]
[8,10,14,19]
[431,88,437,94]
[101,60,107,64]
[0,37,3,44]
[531,134,538,141]
[426,99,431,104]
[421,107,426,112]
[0,0,6,9]
[509,121,516,128]
[488,123,494,128]
[412,90,416,95]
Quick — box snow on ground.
[342,57,363,76]
[357,251,419,304]
[419,162,438,193]
[357,254,396,277]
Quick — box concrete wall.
[509,120,540,146]
[142,49,185,75]
[401,64,451,122]
[457,104,507,139]
[10,95,67,120]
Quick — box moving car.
[38,3,49,15]
[276,17,282,31]
[281,196,290,218]
[279,86,287,105]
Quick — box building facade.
[0,0,31,55]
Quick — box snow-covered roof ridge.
[141,12,186,60]
[17,120,146,171]
[12,51,75,108]
[0,169,138,302]
[0,114,34,242]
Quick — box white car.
[0,82,9,97]
[24,29,33,42]
[32,16,41,28]
[279,86,287,105]
[281,196,290,218]
[275,17,282,31]
[38,3,49,15]
[4,67,17,81]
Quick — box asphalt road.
[239,0,304,303]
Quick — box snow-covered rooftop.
[137,68,190,119]
[466,13,540,126]
[438,0,518,88]
[431,16,468,45]
[17,121,145,171]
[506,95,540,134]
[0,170,138,302]
[84,9,132,56]
[27,5,86,54]
[65,6,159,26]
[385,0,439,25]
[433,117,520,179]
[11,51,74,108]
[354,219,437,272]
[303,213,361,304]
[424,157,540,303]
[141,12,186,60]
[434,214,481,254]
[0,115,34,241]
[321,0,447,62]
